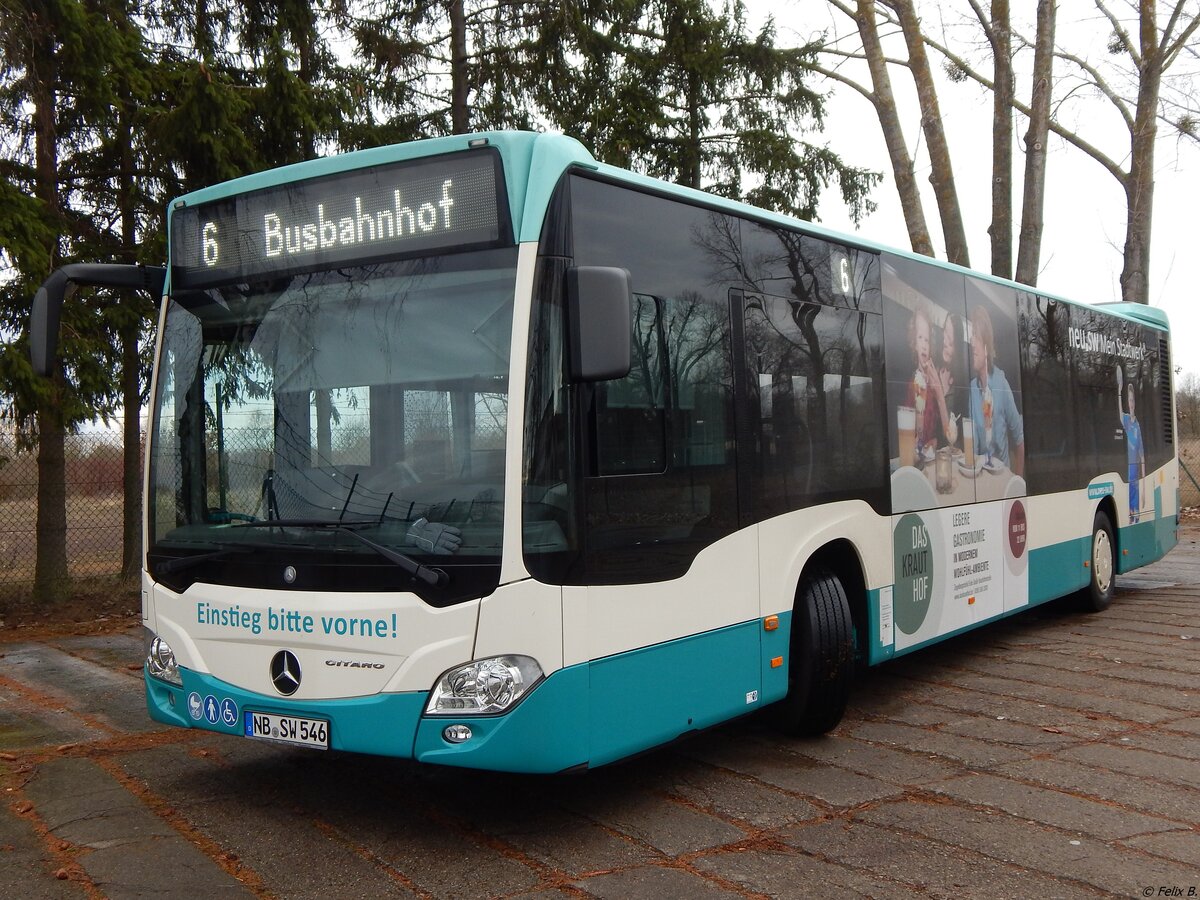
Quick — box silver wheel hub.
[1093,528,1113,594]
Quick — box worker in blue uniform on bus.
[968,305,1024,476]
[1116,366,1145,523]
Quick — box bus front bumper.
[144,664,589,773]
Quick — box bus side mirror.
[566,266,632,383]
[30,264,165,376]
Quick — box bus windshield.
[148,246,517,587]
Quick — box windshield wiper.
[155,544,255,575]
[233,520,448,587]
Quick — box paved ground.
[3,532,1200,899]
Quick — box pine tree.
[0,0,131,602]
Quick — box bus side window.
[746,295,884,515]
[594,294,667,476]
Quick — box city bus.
[31,131,1178,772]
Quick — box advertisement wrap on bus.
[29,131,1178,772]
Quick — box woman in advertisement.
[969,305,1024,476]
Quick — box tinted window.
[745,294,885,517]
[595,295,667,475]
[1018,295,1077,493]
[570,176,738,582]
[740,223,883,314]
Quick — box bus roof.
[169,130,1169,333]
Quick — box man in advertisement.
[1116,366,1146,523]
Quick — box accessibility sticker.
[187,692,203,721]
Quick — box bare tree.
[815,0,934,257]
[816,1,1197,303]
[971,0,1014,277]
[905,1,1200,302]
[890,0,970,266]
[1014,0,1055,286]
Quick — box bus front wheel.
[774,569,855,737]
[1080,510,1116,612]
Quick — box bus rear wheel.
[1079,509,1116,612]
[773,569,855,737]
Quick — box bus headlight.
[145,631,182,686]
[426,656,543,715]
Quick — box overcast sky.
[766,3,1198,378]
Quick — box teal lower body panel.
[587,619,764,768]
[417,618,773,771]
[146,617,779,772]
[413,665,589,773]
[1118,513,1178,573]
[145,668,426,758]
[1029,537,1088,605]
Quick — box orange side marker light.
[770,656,784,668]
[764,615,779,632]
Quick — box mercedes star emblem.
[270,650,302,695]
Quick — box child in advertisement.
[906,303,955,465]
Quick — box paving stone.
[870,681,1120,738]
[117,747,423,899]
[847,721,1031,767]
[572,864,741,899]
[1097,662,1200,690]
[680,735,903,808]
[1119,730,1200,761]
[1163,716,1200,736]
[1071,617,1198,638]
[560,786,747,857]
[1047,631,1200,669]
[1121,830,1200,866]
[663,762,823,830]
[995,756,1200,823]
[1,645,155,734]
[51,632,143,673]
[927,671,1180,724]
[947,651,1108,676]
[784,734,962,786]
[0,798,80,899]
[0,685,105,750]
[24,757,248,898]
[692,847,928,900]
[860,798,1199,895]
[936,714,1089,750]
[929,773,1178,839]
[1061,742,1200,790]
[958,660,1200,713]
[780,818,1097,899]
[483,808,653,878]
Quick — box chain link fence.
[0,430,131,587]
[0,423,1193,591]
[1179,436,1200,508]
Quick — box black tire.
[773,569,855,737]
[1079,509,1116,612]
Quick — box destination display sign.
[171,149,508,289]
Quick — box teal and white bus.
[32,131,1178,772]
